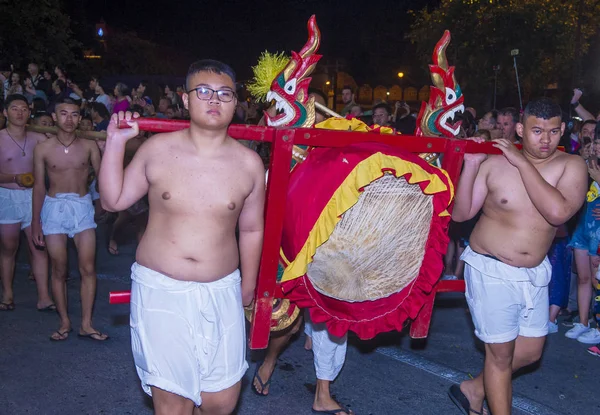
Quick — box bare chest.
[45,144,90,173]
[0,136,38,171]
[146,155,253,217]
[486,161,561,213]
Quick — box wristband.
[571,101,580,109]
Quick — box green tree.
[0,0,80,69]
[98,31,182,75]
[407,0,600,109]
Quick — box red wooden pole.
[249,129,294,349]
[116,118,275,142]
[410,138,467,339]
[109,291,131,304]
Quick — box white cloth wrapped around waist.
[460,245,551,287]
[41,193,96,237]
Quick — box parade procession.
[2,1,600,414]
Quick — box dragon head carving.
[416,31,464,138]
[265,15,322,128]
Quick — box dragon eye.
[284,79,297,95]
[445,87,457,104]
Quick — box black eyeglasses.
[187,86,236,103]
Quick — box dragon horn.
[432,30,451,71]
[299,15,321,59]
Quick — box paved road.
[1,224,598,414]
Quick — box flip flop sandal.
[50,329,72,341]
[251,361,273,396]
[0,302,15,311]
[38,304,57,313]
[448,384,483,415]
[311,404,352,414]
[78,331,109,341]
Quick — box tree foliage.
[98,31,182,76]
[407,0,600,109]
[0,0,80,68]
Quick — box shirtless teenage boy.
[449,98,588,415]
[99,60,265,415]
[0,94,53,311]
[32,97,107,342]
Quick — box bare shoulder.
[480,154,505,172]
[29,131,48,144]
[562,151,587,168]
[82,138,100,150]
[132,131,180,161]
[35,136,54,151]
[557,151,587,175]
[230,138,264,173]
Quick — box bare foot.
[50,324,72,341]
[79,328,109,341]
[313,397,354,415]
[304,335,312,351]
[252,361,275,395]
[37,301,56,312]
[108,240,119,256]
[460,380,488,415]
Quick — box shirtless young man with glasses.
[100,60,265,415]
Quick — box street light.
[397,72,404,78]
[325,81,331,85]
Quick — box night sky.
[78,0,437,83]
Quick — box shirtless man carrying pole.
[0,94,54,312]
[32,97,107,342]
[100,60,265,415]
[449,98,588,415]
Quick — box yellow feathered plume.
[247,51,290,102]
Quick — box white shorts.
[41,193,97,238]
[88,178,100,201]
[462,246,550,343]
[130,263,248,406]
[0,186,33,229]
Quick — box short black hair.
[130,104,144,115]
[582,119,597,129]
[342,85,353,93]
[53,96,79,112]
[89,102,110,119]
[4,94,29,108]
[186,59,236,90]
[139,80,149,88]
[54,79,66,92]
[80,115,93,123]
[522,98,562,122]
[31,97,47,113]
[33,111,52,120]
[499,107,520,124]
[373,102,392,115]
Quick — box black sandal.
[251,361,273,396]
[448,384,483,415]
[0,302,15,311]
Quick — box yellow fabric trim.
[280,251,291,266]
[281,152,453,283]
[315,117,372,132]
